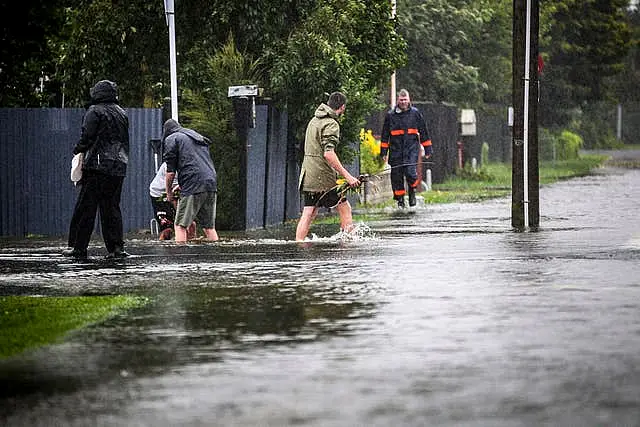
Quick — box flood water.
[1,166,639,426]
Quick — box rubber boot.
[408,188,417,207]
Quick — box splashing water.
[320,222,376,242]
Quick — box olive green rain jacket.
[298,103,341,193]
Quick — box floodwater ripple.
[1,168,640,426]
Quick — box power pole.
[512,0,540,230]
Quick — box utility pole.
[512,0,540,230]
[164,0,179,121]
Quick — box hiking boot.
[62,248,87,259]
[408,189,417,207]
[106,247,130,259]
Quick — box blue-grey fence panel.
[245,105,269,229]
[29,109,84,236]
[476,105,512,163]
[123,108,163,234]
[265,106,288,227]
[0,108,82,237]
[0,109,28,237]
[285,132,301,222]
[414,103,458,184]
[0,108,162,238]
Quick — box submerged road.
[0,158,639,426]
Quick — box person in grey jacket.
[162,118,219,243]
[63,80,129,259]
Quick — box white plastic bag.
[70,153,84,185]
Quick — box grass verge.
[426,154,608,203]
[0,295,148,359]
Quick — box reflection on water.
[1,169,640,426]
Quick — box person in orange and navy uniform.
[380,89,432,208]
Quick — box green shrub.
[180,35,263,230]
[455,161,495,182]
[539,128,584,161]
[557,130,583,160]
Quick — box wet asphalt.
[0,152,639,426]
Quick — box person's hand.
[346,174,360,188]
[423,145,433,159]
[379,153,388,164]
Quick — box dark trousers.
[390,164,419,197]
[68,170,125,253]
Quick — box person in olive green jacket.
[295,92,360,241]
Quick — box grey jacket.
[162,119,217,196]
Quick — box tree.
[540,0,632,128]
[395,0,495,106]
[56,0,167,107]
[607,5,640,104]
[0,0,66,107]
[265,0,405,163]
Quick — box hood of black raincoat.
[90,80,118,104]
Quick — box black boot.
[395,196,405,209]
[408,188,417,207]
[106,246,130,259]
[62,248,87,259]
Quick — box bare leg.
[335,200,354,233]
[203,228,219,241]
[187,222,197,239]
[296,206,318,241]
[174,224,188,243]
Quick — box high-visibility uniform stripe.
[394,189,406,196]
[421,139,432,147]
[390,128,420,136]
[410,178,421,188]
[380,142,389,148]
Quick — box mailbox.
[460,109,477,136]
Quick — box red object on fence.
[457,141,464,169]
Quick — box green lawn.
[0,295,147,359]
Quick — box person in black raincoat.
[62,80,130,259]
[380,89,432,208]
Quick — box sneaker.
[62,248,87,259]
[106,248,130,259]
[408,189,417,207]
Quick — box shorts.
[175,191,217,228]
[303,189,345,209]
